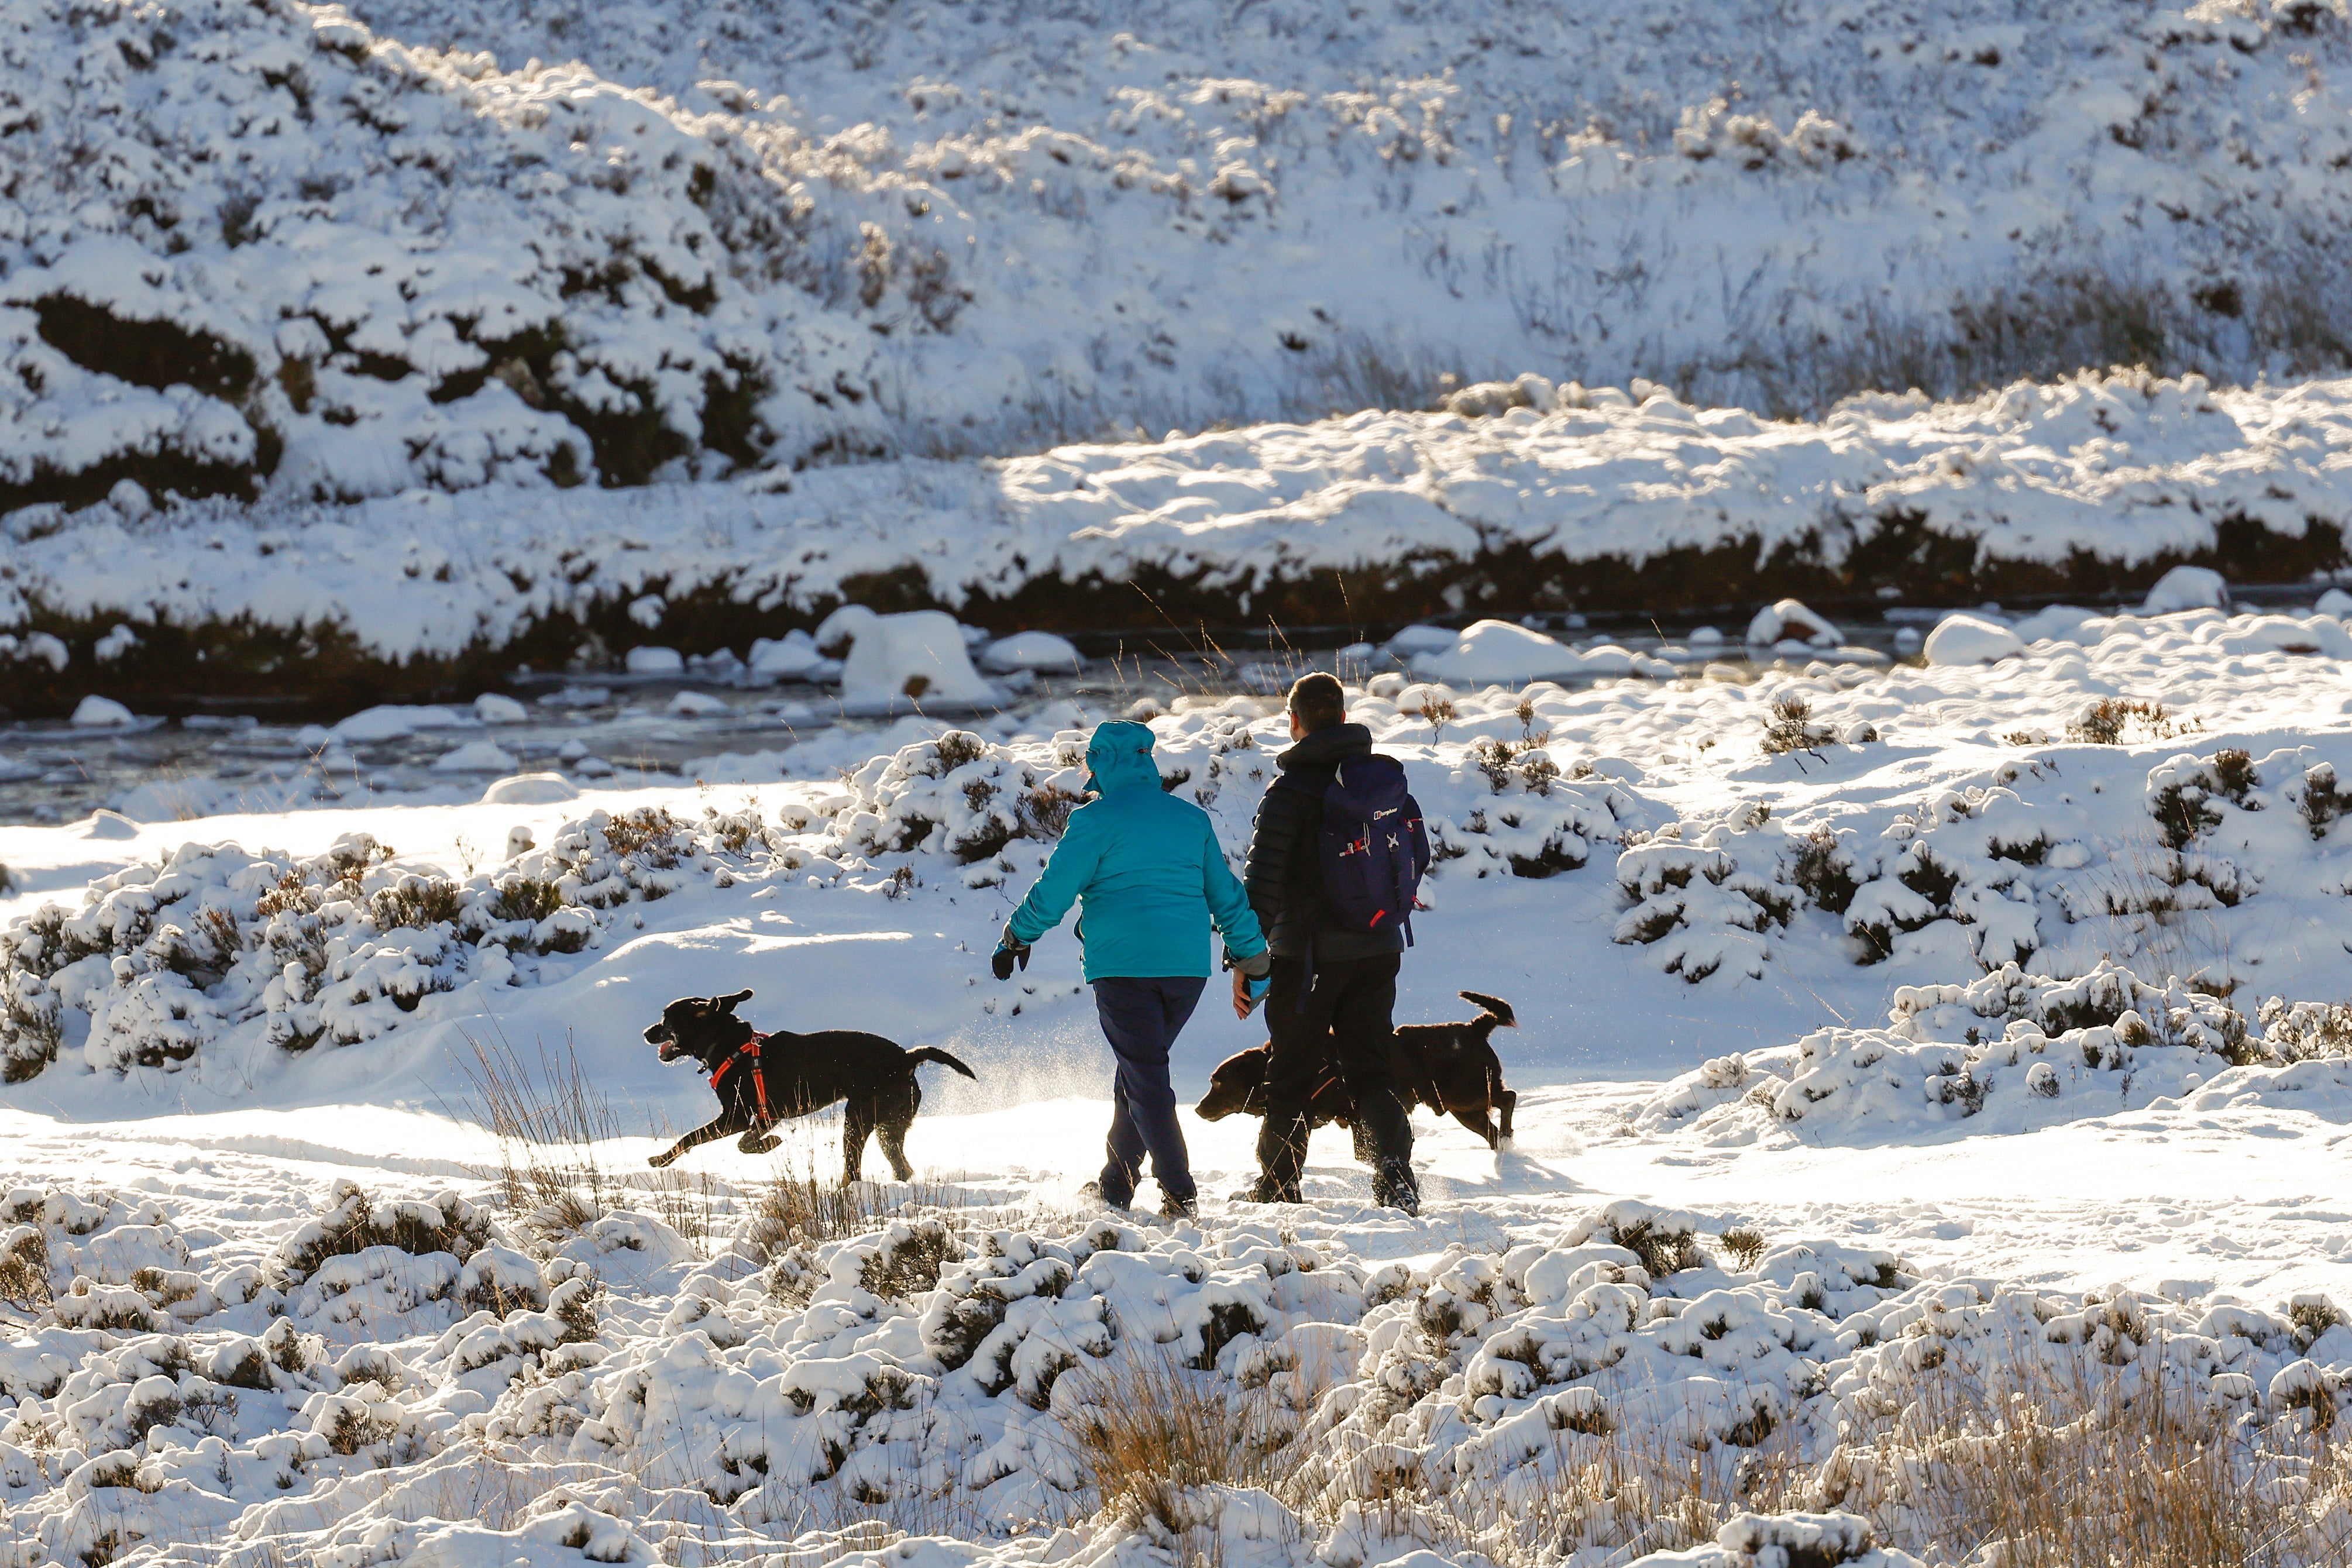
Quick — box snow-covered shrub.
[0,806,791,1078]
[2294,762,2344,838]
[1838,775,2080,968]
[0,1171,2341,1562]
[1761,695,1835,756]
[271,1183,491,1289]
[1612,827,1797,982]
[1440,373,1557,418]
[1629,960,2352,1142]
[1889,959,2247,1054]
[859,1218,965,1300]
[1790,825,1860,913]
[2148,748,2261,850]
[2255,998,2352,1062]
[920,1232,1088,1386]
[1561,1201,1707,1277]
[1449,760,1634,879]
[2066,696,2185,745]
[827,731,1087,867]
[0,0,1024,504]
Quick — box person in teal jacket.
[991,720,1269,1218]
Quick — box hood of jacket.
[1085,720,1161,793]
[1277,721,1373,775]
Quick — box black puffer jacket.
[1243,723,1407,961]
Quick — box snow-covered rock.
[1745,600,1838,648]
[666,690,730,717]
[2141,565,2230,615]
[1386,625,1462,659]
[624,647,684,677]
[473,693,527,724]
[837,611,997,711]
[979,632,1082,674]
[814,605,882,659]
[68,696,135,728]
[748,631,826,681]
[481,773,579,805]
[1923,613,2026,665]
[1409,621,1589,685]
[333,706,469,743]
[431,741,520,773]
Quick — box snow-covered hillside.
[6,0,2352,514]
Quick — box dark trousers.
[1255,953,1411,1188]
[1092,975,1207,1205]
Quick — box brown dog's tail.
[906,1047,979,1079]
[1459,991,1517,1029]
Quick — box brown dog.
[1195,990,1519,1152]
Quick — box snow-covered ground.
[0,603,2348,1563]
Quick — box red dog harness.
[709,1036,774,1120]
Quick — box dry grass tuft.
[2065,696,2196,746]
[1062,1349,1288,1531]
[453,1027,725,1252]
[1833,1349,2352,1566]
[747,1136,967,1259]
[1718,1227,1768,1271]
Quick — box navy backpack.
[1312,754,1429,947]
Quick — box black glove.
[991,936,1031,981]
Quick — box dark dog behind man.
[642,989,976,1180]
[1196,989,1518,1152]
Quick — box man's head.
[1287,672,1345,741]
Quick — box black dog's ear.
[718,989,753,1011]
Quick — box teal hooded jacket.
[1006,721,1267,982]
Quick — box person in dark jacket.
[994,720,1269,1219]
[1237,672,1422,1213]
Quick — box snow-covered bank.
[9,0,2352,514]
[8,370,2352,713]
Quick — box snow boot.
[1079,1181,1131,1212]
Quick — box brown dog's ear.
[718,989,754,1011]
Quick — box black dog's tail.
[1459,991,1517,1028]
[906,1047,979,1079]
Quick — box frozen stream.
[0,615,1883,827]
[4,584,2337,827]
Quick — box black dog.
[1195,990,1519,1153]
[643,989,976,1181]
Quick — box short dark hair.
[1287,672,1345,733]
